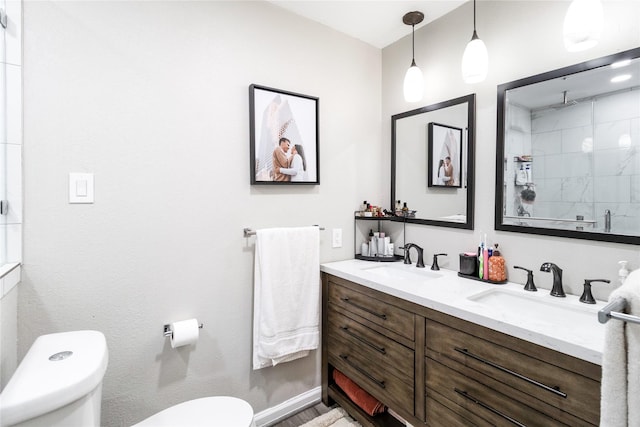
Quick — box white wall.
[20,1,381,425]
[382,1,640,299]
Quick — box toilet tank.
[0,330,108,427]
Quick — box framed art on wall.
[249,84,319,185]
[428,122,462,188]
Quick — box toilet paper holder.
[163,322,204,338]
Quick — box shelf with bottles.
[354,214,404,262]
[514,161,533,187]
[513,155,533,162]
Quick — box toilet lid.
[133,396,254,427]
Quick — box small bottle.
[395,200,402,211]
[369,229,374,242]
[488,244,507,282]
[402,202,409,212]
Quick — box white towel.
[600,268,640,427]
[252,226,320,369]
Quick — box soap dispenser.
[488,244,507,282]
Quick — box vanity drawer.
[426,320,600,425]
[328,306,414,385]
[328,280,414,341]
[426,358,568,427]
[328,341,414,416]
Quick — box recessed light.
[611,74,632,83]
[611,59,631,69]
[619,133,631,149]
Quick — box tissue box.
[459,253,477,276]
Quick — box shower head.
[551,91,579,110]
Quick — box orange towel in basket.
[333,369,386,416]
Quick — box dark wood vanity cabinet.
[321,273,602,427]
[425,310,601,426]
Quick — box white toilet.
[132,396,256,427]
[0,330,255,427]
[0,330,108,427]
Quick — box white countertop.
[321,259,605,365]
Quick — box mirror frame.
[495,47,640,245]
[391,94,476,230]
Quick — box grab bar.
[598,297,640,325]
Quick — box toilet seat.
[132,396,255,427]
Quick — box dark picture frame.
[249,84,320,185]
[427,122,462,188]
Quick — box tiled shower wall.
[531,89,640,234]
[0,0,22,269]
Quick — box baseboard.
[253,386,322,427]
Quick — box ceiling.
[266,1,467,49]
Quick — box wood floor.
[270,401,335,427]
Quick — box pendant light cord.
[473,0,476,32]
[411,24,416,63]
[471,0,479,41]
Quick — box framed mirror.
[496,47,640,245]
[392,94,475,229]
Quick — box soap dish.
[457,272,507,285]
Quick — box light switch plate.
[69,173,94,204]
[332,228,342,248]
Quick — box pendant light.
[403,11,424,102]
[563,0,603,52]
[461,0,488,84]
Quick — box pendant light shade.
[461,0,488,84]
[563,0,603,52]
[403,11,424,102]
[404,60,424,102]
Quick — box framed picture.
[428,122,462,188]
[249,84,319,184]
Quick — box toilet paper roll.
[170,318,200,348]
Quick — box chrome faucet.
[540,262,566,297]
[402,243,425,268]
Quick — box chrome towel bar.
[598,297,640,325]
[243,225,324,237]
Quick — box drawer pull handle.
[339,354,386,389]
[340,326,386,354]
[454,347,567,398]
[454,388,527,427]
[340,297,387,320]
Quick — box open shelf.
[327,384,404,427]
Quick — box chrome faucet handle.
[579,279,610,304]
[514,266,537,292]
[431,253,447,271]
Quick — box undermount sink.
[466,288,600,327]
[360,264,442,282]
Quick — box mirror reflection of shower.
[504,85,639,233]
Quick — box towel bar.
[598,297,640,325]
[243,226,324,237]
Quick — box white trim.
[253,386,321,427]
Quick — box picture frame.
[427,122,462,188]
[249,84,320,185]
